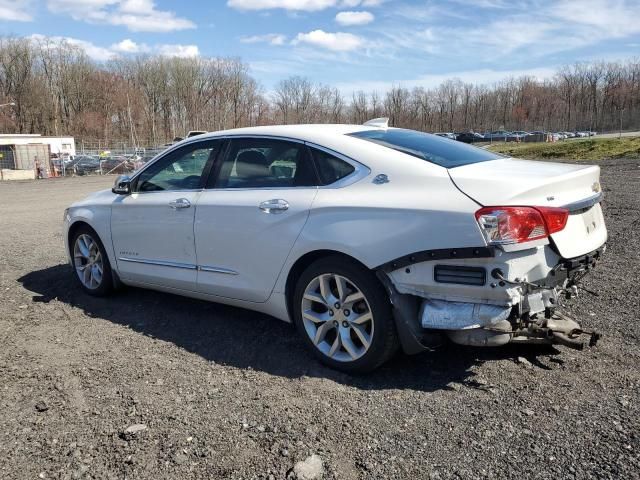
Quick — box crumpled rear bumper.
[378,245,605,354]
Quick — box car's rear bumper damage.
[378,245,605,354]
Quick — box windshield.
[349,128,502,168]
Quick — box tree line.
[0,36,639,146]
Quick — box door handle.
[169,198,191,209]
[259,199,289,214]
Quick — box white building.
[0,134,76,180]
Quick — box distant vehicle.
[74,156,101,175]
[563,132,576,138]
[455,132,485,143]
[588,131,597,136]
[100,156,133,174]
[434,132,456,140]
[483,130,511,140]
[187,130,207,138]
[510,131,530,137]
[64,122,607,373]
[133,151,164,171]
[575,131,589,138]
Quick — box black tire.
[70,225,114,296]
[292,255,399,374]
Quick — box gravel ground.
[1,160,639,480]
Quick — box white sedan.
[63,120,607,373]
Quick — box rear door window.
[213,138,318,188]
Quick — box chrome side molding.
[119,257,197,270]
[197,265,239,275]
[118,257,238,275]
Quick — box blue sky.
[3,0,640,94]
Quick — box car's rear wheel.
[292,256,399,373]
[71,226,113,296]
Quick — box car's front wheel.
[71,226,113,296]
[293,256,399,373]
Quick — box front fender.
[64,205,116,271]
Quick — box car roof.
[197,124,375,143]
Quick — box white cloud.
[157,44,200,58]
[228,0,337,11]
[30,34,198,61]
[382,0,640,62]
[29,34,117,62]
[335,10,374,26]
[339,0,383,6]
[119,0,154,13]
[293,29,364,51]
[46,0,195,32]
[240,33,287,45]
[111,38,150,53]
[0,0,33,21]
[227,0,384,9]
[550,0,640,38]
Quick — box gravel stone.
[293,454,323,480]
[516,356,533,367]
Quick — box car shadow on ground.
[19,264,560,393]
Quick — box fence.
[51,142,170,178]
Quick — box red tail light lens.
[535,206,569,234]
[475,206,568,245]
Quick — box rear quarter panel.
[272,164,487,294]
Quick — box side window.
[135,142,218,192]
[309,148,355,185]
[214,138,318,188]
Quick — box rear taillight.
[475,206,568,245]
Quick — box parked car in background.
[100,156,133,174]
[64,121,606,373]
[510,131,530,137]
[455,132,485,143]
[483,130,512,141]
[73,156,101,175]
[435,132,457,140]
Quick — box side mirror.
[112,175,132,195]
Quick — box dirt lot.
[1,161,639,480]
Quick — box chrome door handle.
[169,198,191,209]
[259,199,289,214]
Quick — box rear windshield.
[348,128,501,168]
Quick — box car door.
[194,137,319,302]
[111,139,221,291]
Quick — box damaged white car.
[63,120,607,373]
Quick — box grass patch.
[487,137,640,161]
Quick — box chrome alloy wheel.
[301,273,374,362]
[73,234,104,290]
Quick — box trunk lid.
[449,158,607,258]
